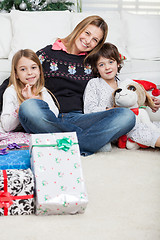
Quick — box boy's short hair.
[88,42,124,77]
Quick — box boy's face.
[96,56,119,82]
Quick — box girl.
[18,16,136,156]
[1,49,59,132]
[83,42,160,149]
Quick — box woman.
[18,15,136,156]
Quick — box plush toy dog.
[113,79,160,149]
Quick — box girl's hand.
[15,108,19,114]
[22,84,32,99]
[151,97,160,112]
[22,84,39,100]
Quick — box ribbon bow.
[32,137,76,152]
[0,148,8,155]
[56,137,73,151]
[7,143,21,150]
[0,143,21,155]
[0,170,34,216]
[0,191,13,209]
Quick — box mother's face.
[72,24,103,55]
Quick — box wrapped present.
[0,168,34,216]
[30,132,88,215]
[0,143,30,170]
[0,132,30,145]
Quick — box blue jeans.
[19,99,135,156]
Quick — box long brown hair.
[9,49,45,104]
[60,15,108,63]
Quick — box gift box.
[0,144,30,170]
[0,168,34,216]
[30,132,88,215]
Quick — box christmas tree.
[0,0,75,12]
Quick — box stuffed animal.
[133,79,160,96]
[113,79,160,149]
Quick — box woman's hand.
[151,97,160,112]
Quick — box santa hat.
[133,79,160,96]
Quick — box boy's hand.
[106,107,114,111]
[151,97,160,112]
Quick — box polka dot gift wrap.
[29,132,88,215]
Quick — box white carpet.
[1,146,160,240]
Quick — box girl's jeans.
[19,99,135,156]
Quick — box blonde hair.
[60,15,108,63]
[9,49,45,105]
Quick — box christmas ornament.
[19,1,27,10]
[0,0,74,12]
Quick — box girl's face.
[16,56,40,86]
[97,56,119,82]
[72,24,103,54]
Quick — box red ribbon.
[131,108,139,115]
[0,170,34,216]
[0,191,13,209]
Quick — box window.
[80,0,160,15]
